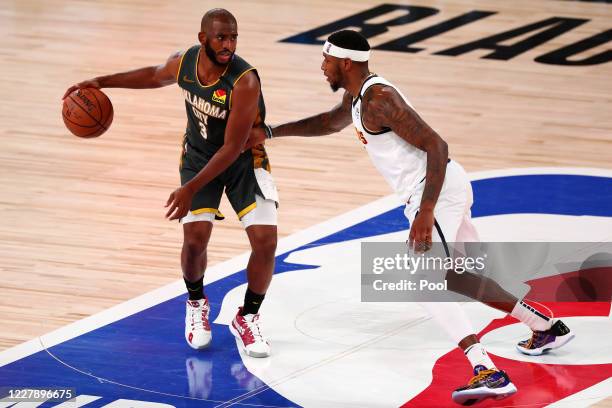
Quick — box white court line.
[0,167,609,369]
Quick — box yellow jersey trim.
[179,134,187,169]
[237,202,257,219]
[177,51,187,80]
[229,67,256,109]
[195,47,230,88]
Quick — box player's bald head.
[201,8,237,33]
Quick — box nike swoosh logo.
[183,75,195,83]
[486,376,506,388]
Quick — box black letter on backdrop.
[376,11,496,53]
[435,17,588,60]
[535,29,612,66]
[281,4,439,44]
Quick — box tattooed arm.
[362,85,448,249]
[271,91,353,137]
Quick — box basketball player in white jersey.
[255,30,575,405]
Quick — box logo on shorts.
[212,89,227,104]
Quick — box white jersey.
[351,74,427,202]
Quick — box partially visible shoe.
[517,320,575,356]
[452,365,517,406]
[229,307,270,358]
[185,299,212,349]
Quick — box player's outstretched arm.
[270,91,353,137]
[62,51,183,99]
[165,71,260,221]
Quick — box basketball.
[62,88,113,138]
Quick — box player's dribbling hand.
[62,78,101,100]
[408,209,434,253]
[165,185,195,221]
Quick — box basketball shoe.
[452,365,517,405]
[185,299,212,349]
[230,307,270,358]
[517,319,574,356]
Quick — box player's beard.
[204,40,232,66]
[329,75,341,92]
[328,71,343,92]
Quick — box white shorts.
[404,160,480,251]
[181,194,277,229]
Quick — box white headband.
[323,40,370,62]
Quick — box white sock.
[465,343,496,370]
[418,302,475,344]
[510,300,553,331]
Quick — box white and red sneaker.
[185,299,212,349]
[230,307,270,358]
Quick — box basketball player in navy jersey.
[254,30,575,405]
[64,9,276,358]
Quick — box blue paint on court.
[1,174,610,407]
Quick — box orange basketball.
[62,88,113,138]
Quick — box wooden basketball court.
[1,1,610,406]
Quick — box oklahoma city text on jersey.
[182,88,228,123]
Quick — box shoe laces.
[189,302,210,331]
[468,369,497,385]
[525,329,548,348]
[243,314,265,342]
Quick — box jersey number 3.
[198,121,208,139]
